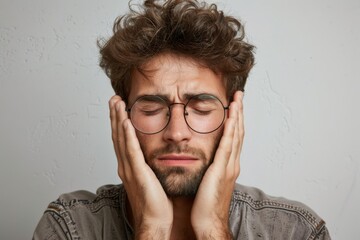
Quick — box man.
[33,0,331,239]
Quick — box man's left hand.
[191,90,244,239]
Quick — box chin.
[151,164,209,197]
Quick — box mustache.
[148,144,207,161]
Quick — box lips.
[157,154,198,165]
[158,154,198,161]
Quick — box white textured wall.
[1,0,359,239]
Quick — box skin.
[109,53,244,240]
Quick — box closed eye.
[140,108,164,116]
[188,108,214,116]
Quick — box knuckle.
[235,167,240,177]
[109,97,118,107]
[125,148,136,160]
[108,99,114,107]
[109,111,114,120]
[117,168,124,180]
[122,119,129,128]
[225,171,236,182]
[238,101,244,110]
[234,164,240,177]
[239,129,245,138]
[111,133,117,141]
[223,147,232,157]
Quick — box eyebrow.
[131,92,223,105]
[183,93,203,100]
[135,92,197,99]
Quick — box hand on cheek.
[191,91,244,239]
[108,95,173,239]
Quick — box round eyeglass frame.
[126,94,229,135]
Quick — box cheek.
[207,127,224,158]
[196,131,223,158]
[135,133,160,160]
[208,128,224,156]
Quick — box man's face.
[128,53,227,197]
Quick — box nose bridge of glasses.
[160,102,189,134]
[168,102,187,115]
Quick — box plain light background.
[1,0,359,239]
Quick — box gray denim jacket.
[33,184,331,239]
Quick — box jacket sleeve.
[33,211,71,240]
[314,225,332,240]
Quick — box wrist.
[195,230,233,240]
[134,222,172,240]
[193,220,233,240]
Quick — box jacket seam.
[45,207,75,240]
[232,191,325,236]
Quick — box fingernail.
[116,102,121,111]
[239,91,244,100]
[110,100,115,108]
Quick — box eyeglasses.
[126,94,229,134]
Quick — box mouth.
[157,154,199,166]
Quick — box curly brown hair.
[99,0,255,102]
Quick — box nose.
[162,103,192,143]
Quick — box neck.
[170,197,196,240]
[126,196,196,240]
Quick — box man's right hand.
[109,95,173,240]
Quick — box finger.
[109,96,122,160]
[226,100,240,176]
[228,102,240,174]
[235,91,244,158]
[233,118,241,177]
[115,99,133,179]
[110,96,127,178]
[234,91,244,176]
[122,118,147,172]
[212,100,237,170]
[115,99,128,157]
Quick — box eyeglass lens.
[129,94,226,134]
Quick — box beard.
[142,137,221,197]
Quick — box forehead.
[128,53,226,103]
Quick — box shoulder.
[230,183,330,240]
[33,184,130,240]
[46,184,124,215]
[58,184,123,205]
